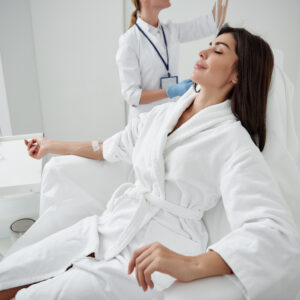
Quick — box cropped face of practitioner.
[139,0,171,12]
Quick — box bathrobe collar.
[149,87,236,196]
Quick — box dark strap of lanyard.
[135,22,170,77]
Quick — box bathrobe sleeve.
[102,112,147,164]
[172,12,217,43]
[208,148,300,300]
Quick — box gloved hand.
[166,79,193,99]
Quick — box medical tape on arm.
[91,140,100,152]
[68,141,101,157]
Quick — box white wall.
[294,59,300,164]
[29,0,126,142]
[0,0,42,135]
[0,54,11,136]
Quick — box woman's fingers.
[25,138,45,159]
[25,139,37,150]
[144,261,157,289]
[28,139,36,148]
[130,242,169,290]
[28,145,37,156]
[128,243,152,274]
[29,144,39,158]
[136,254,156,291]
[135,246,155,288]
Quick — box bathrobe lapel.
[147,88,235,197]
[147,88,198,196]
[165,99,236,151]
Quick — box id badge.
[160,75,178,89]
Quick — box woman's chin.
[190,75,201,86]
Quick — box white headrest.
[263,49,300,226]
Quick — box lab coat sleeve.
[102,112,147,164]
[172,12,217,43]
[208,148,300,300]
[115,34,142,107]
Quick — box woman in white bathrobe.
[1,26,300,300]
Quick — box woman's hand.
[212,0,229,29]
[128,242,200,291]
[24,137,48,159]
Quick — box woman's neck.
[140,8,160,27]
[191,88,227,113]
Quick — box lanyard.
[135,22,170,77]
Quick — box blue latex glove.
[166,79,193,98]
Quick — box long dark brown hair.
[129,0,141,28]
[217,26,274,151]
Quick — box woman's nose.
[199,49,208,59]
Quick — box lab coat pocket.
[144,219,204,291]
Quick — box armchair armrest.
[6,155,130,256]
[163,275,246,300]
[40,155,130,214]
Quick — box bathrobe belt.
[104,185,204,260]
[128,186,204,220]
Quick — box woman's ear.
[231,72,238,85]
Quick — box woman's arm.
[24,138,104,161]
[128,242,232,291]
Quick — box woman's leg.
[0,253,95,300]
[13,256,159,300]
[0,216,99,295]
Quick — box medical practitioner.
[116,0,229,120]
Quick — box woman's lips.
[194,62,206,70]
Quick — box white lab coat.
[116,13,217,120]
[0,88,299,299]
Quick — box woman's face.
[190,33,238,90]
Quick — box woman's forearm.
[139,89,168,104]
[128,242,233,291]
[191,250,233,279]
[45,139,104,161]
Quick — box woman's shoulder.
[219,121,262,159]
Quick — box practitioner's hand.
[212,0,229,29]
[24,137,48,159]
[166,79,193,98]
[128,242,199,291]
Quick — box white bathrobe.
[0,87,299,300]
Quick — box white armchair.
[5,49,300,299]
[6,155,246,300]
